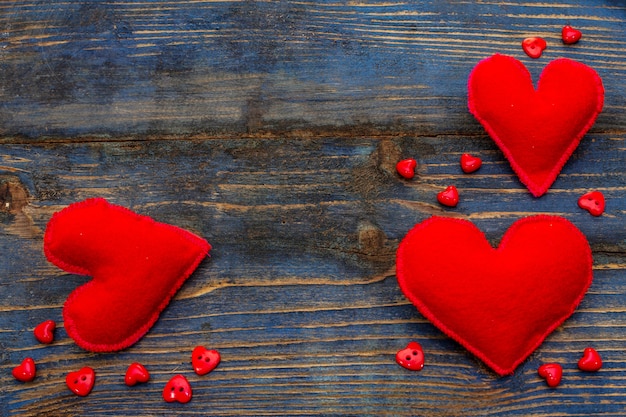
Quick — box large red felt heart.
[468,54,603,197]
[396,215,592,376]
[44,198,210,352]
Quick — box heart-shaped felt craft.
[396,215,593,376]
[468,54,604,197]
[44,198,211,352]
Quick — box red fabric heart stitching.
[468,54,604,197]
[396,215,593,376]
[44,198,211,352]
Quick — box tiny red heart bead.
[562,25,582,44]
[395,341,425,371]
[437,185,459,207]
[538,363,562,388]
[522,37,547,59]
[12,358,36,382]
[396,158,417,179]
[34,320,56,344]
[125,362,150,386]
[578,347,602,372]
[578,191,605,216]
[192,346,221,376]
[163,374,192,404]
[66,366,95,396]
[460,153,482,174]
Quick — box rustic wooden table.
[1,1,625,416]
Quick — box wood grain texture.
[0,1,625,416]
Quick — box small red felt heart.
[395,341,425,371]
[396,158,417,179]
[562,25,582,44]
[522,37,547,59]
[66,366,95,396]
[44,198,211,352]
[578,347,602,372]
[163,374,192,403]
[460,153,482,174]
[538,363,562,387]
[396,215,593,376]
[578,191,605,216]
[12,358,36,382]
[468,54,604,197]
[34,320,56,344]
[125,362,150,386]
[192,346,221,376]
[437,185,459,207]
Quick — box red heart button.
[460,153,482,174]
[396,215,593,376]
[468,54,604,197]
[44,198,211,352]
[192,346,221,376]
[395,341,425,371]
[163,374,192,403]
[578,191,605,216]
[437,185,459,207]
[12,358,36,382]
[538,363,562,387]
[396,158,417,179]
[578,347,602,372]
[522,37,547,59]
[34,320,56,344]
[125,362,150,386]
[562,25,582,44]
[66,366,95,396]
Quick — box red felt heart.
[44,198,211,352]
[192,346,221,376]
[125,362,151,386]
[578,347,602,372]
[396,215,593,376]
[395,341,425,371]
[12,358,36,382]
[66,366,95,396]
[468,54,604,197]
[578,191,605,216]
[163,374,192,403]
[538,363,562,387]
[34,319,56,344]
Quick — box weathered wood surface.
[0,1,625,416]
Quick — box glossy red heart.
[66,366,95,396]
[34,320,56,344]
[578,191,605,216]
[437,185,459,207]
[538,363,562,387]
[468,54,604,197]
[395,341,425,371]
[460,153,482,174]
[44,198,210,352]
[12,358,36,382]
[396,158,417,179]
[396,215,593,376]
[192,346,221,376]
[163,374,192,403]
[578,347,602,372]
[522,37,547,59]
[125,362,150,386]
[562,25,582,44]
